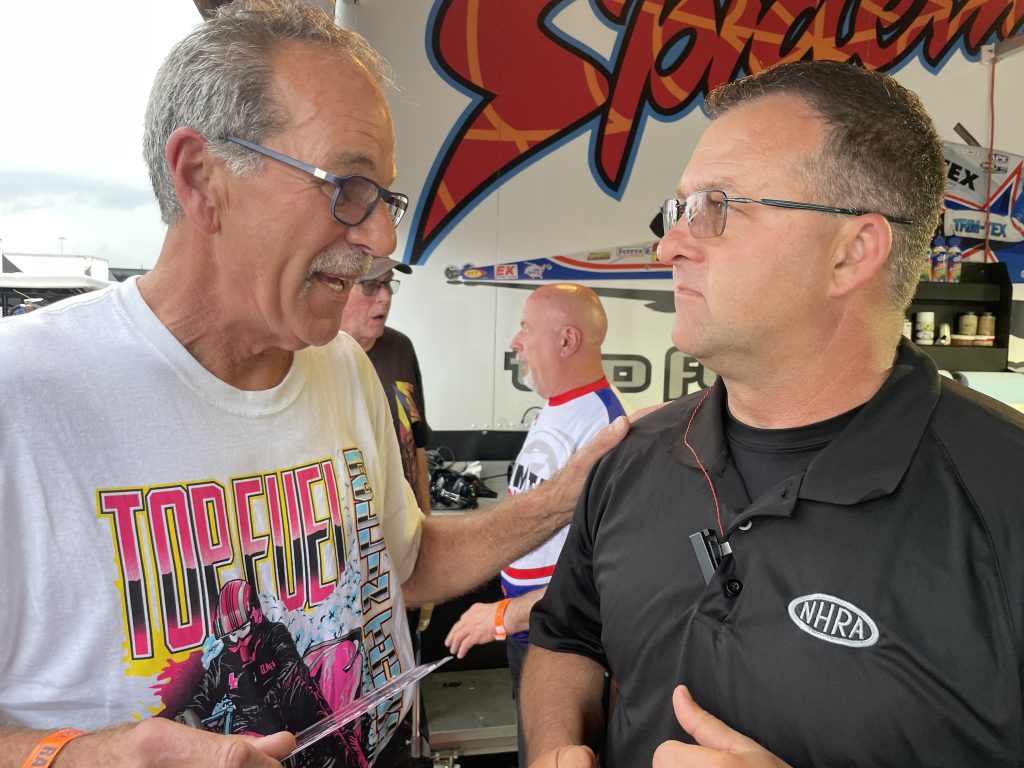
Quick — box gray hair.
[143,0,392,225]
[706,61,945,311]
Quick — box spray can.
[930,238,947,283]
[920,247,933,282]
[946,238,962,283]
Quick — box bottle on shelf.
[929,238,947,283]
[914,311,935,346]
[977,311,996,337]
[957,311,978,337]
[946,238,962,283]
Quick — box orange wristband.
[494,597,513,640]
[20,728,88,768]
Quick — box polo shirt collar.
[664,339,940,507]
[800,339,940,504]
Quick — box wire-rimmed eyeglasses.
[357,278,400,297]
[221,135,409,228]
[662,189,913,239]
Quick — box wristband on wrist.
[20,728,88,768]
[494,597,513,641]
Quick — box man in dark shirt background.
[341,257,432,515]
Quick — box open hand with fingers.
[445,600,502,658]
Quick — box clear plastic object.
[289,656,452,759]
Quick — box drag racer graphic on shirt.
[181,579,369,768]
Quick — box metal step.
[423,668,518,757]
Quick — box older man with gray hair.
[0,3,627,767]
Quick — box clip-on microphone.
[689,528,733,585]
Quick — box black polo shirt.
[531,341,1024,767]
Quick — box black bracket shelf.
[907,261,1012,372]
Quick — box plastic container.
[936,323,952,346]
[902,318,913,340]
[914,311,935,346]
[973,335,995,347]
[977,312,996,337]
[957,312,978,336]
[950,334,974,347]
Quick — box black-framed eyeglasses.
[221,135,409,228]
[661,189,913,240]
[356,278,400,297]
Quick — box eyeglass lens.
[334,177,393,227]
[335,178,408,228]
[663,191,728,239]
[359,279,400,297]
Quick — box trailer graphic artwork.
[943,142,1024,281]
[410,0,1023,263]
[96,450,404,761]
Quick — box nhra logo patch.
[788,593,878,648]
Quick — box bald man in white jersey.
[446,284,628,768]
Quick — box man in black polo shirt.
[521,61,1024,768]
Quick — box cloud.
[0,171,154,214]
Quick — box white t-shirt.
[500,379,627,641]
[0,279,421,763]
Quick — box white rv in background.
[0,252,112,317]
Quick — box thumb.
[245,730,297,759]
[585,414,629,453]
[561,744,599,767]
[537,744,598,768]
[672,685,762,754]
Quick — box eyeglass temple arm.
[733,197,912,226]
[222,135,329,180]
[224,135,408,208]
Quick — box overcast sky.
[0,2,202,268]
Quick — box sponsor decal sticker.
[523,263,551,279]
[615,245,649,259]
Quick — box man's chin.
[301,317,346,348]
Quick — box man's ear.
[829,214,893,298]
[561,326,582,355]
[165,126,223,234]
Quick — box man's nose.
[656,221,703,265]
[343,200,399,257]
